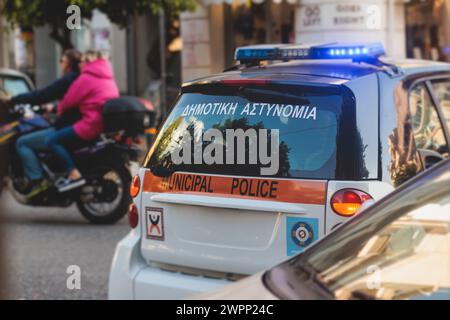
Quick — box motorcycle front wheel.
[76,165,131,224]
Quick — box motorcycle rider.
[0,49,81,198]
[46,50,119,192]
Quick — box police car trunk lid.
[139,170,327,275]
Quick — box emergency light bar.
[235,42,385,63]
[233,44,285,61]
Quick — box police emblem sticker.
[286,216,319,256]
[145,207,164,240]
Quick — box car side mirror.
[418,148,445,169]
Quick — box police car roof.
[184,58,450,87]
[246,60,378,80]
[389,58,450,75]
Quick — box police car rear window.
[145,84,347,179]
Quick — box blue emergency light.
[233,44,285,61]
[235,42,385,62]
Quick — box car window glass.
[1,77,30,96]
[409,83,448,155]
[431,79,450,132]
[144,85,353,179]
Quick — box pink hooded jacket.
[57,59,119,140]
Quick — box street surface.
[0,189,130,299]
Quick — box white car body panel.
[108,230,144,300]
[134,265,233,300]
[192,272,277,300]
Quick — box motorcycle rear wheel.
[76,165,131,224]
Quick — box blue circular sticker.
[291,222,314,247]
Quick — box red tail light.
[331,189,373,217]
[130,175,140,198]
[128,203,139,228]
[125,137,133,146]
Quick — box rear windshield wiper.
[150,166,175,177]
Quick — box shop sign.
[299,2,384,31]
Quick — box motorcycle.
[0,97,154,224]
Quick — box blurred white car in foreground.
[196,159,450,300]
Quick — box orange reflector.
[130,175,140,198]
[331,189,372,217]
[145,127,158,135]
[331,203,362,216]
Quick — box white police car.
[108,43,450,299]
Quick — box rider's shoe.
[25,179,51,199]
[56,177,86,193]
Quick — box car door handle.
[149,193,309,214]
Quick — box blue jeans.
[16,128,55,181]
[46,126,83,173]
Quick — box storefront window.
[224,1,295,66]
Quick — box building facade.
[180,0,450,82]
[405,0,450,61]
